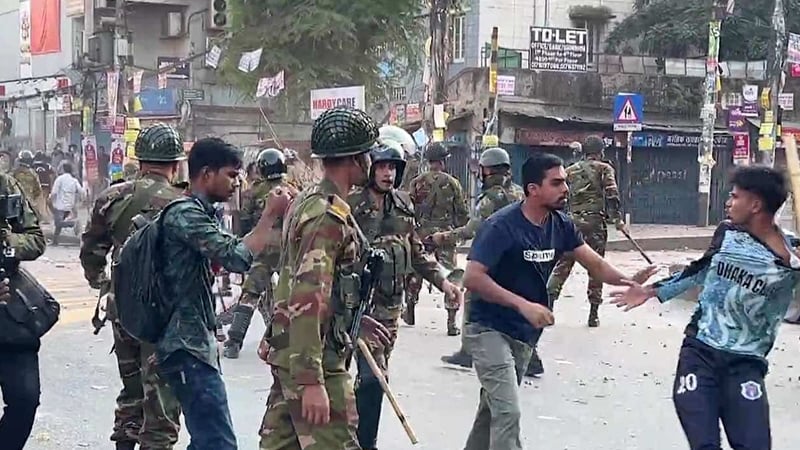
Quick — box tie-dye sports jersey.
[654,221,800,358]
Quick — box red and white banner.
[310,85,365,119]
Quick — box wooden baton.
[356,338,419,445]
[782,133,800,231]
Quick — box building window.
[391,86,406,102]
[574,20,605,64]
[451,14,466,63]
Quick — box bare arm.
[573,244,631,286]
[463,260,528,311]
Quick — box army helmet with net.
[583,135,605,155]
[311,107,379,159]
[479,147,511,168]
[134,123,186,162]
[424,142,450,161]
[257,148,288,180]
[379,125,417,156]
[369,139,407,188]
[17,150,34,166]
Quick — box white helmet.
[379,125,418,155]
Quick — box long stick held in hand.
[619,228,653,265]
[781,134,800,230]
[356,338,419,445]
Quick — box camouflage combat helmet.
[379,125,417,156]
[17,150,34,166]
[424,142,450,161]
[134,123,186,162]
[370,139,407,188]
[479,147,511,168]
[257,148,288,180]
[583,135,605,155]
[310,107,379,158]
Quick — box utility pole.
[114,0,130,119]
[764,0,786,168]
[697,2,725,227]
[427,0,449,142]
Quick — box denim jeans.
[462,323,533,450]
[159,350,237,450]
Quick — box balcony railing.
[479,47,767,80]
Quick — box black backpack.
[113,197,194,344]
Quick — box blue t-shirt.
[467,202,584,343]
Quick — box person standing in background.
[49,162,84,244]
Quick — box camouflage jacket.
[267,178,365,385]
[409,170,469,236]
[440,174,525,246]
[157,193,254,370]
[11,166,42,201]
[240,177,297,270]
[566,157,622,223]
[0,173,45,262]
[347,187,447,318]
[80,172,183,289]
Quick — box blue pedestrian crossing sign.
[613,93,644,131]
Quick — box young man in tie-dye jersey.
[611,165,800,450]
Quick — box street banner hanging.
[31,0,61,55]
[256,70,285,98]
[19,1,32,78]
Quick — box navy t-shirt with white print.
[467,202,584,343]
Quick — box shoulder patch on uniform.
[328,194,351,222]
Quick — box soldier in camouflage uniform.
[11,151,42,215]
[438,147,524,368]
[259,107,391,450]
[80,123,185,450]
[406,142,469,335]
[547,135,626,327]
[377,125,420,191]
[348,139,463,449]
[223,148,298,359]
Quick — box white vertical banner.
[107,70,119,123]
[19,1,32,78]
[132,70,143,93]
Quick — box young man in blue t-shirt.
[461,152,656,450]
[611,165,800,449]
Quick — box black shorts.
[672,336,771,450]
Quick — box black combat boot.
[588,304,600,328]
[441,348,472,368]
[446,310,460,336]
[115,441,136,450]
[223,305,254,359]
[525,347,544,377]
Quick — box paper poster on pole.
[110,137,125,181]
[310,86,366,119]
[82,135,99,183]
[107,70,119,123]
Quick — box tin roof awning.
[498,96,729,133]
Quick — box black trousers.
[673,337,771,450]
[0,350,41,450]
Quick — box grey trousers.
[463,323,533,450]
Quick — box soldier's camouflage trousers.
[547,219,608,305]
[406,244,460,311]
[229,261,275,345]
[111,321,181,449]
[355,312,400,449]
[259,367,359,450]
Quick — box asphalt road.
[12,247,800,449]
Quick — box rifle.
[346,218,419,444]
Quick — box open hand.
[359,316,392,348]
[301,384,330,425]
[609,280,655,311]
